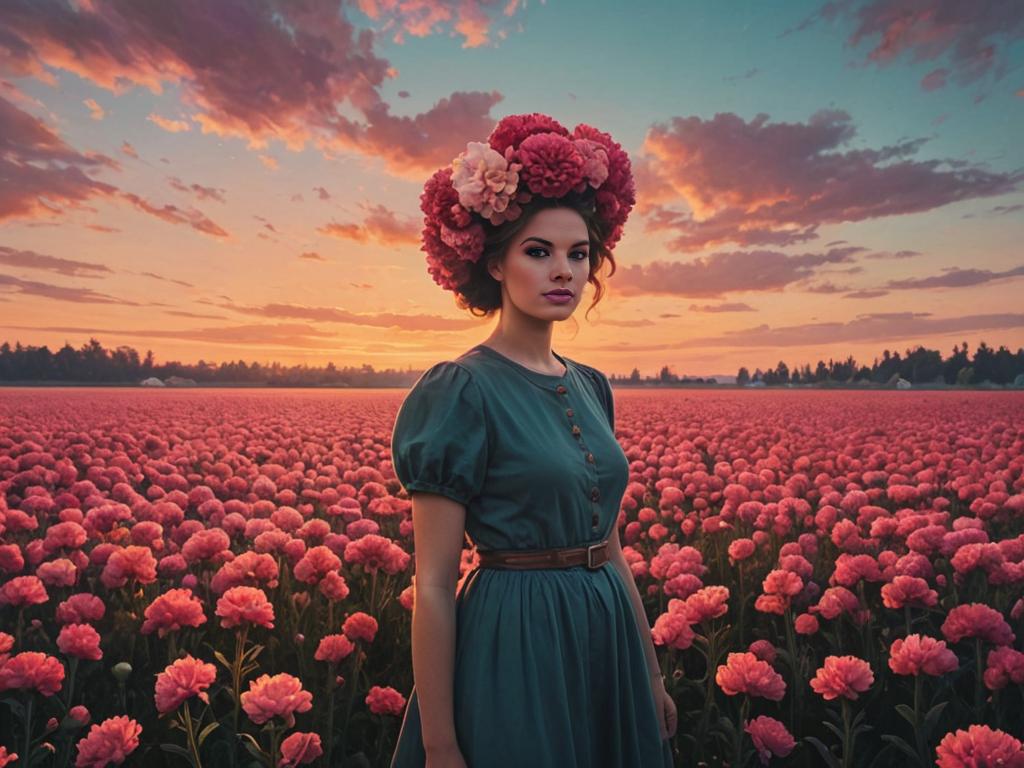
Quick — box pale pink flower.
[810,655,874,700]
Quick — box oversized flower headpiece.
[419,113,636,295]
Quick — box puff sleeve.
[390,361,489,506]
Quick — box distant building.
[166,376,198,387]
[896,378,912,389]
[746,380,766,387]
[140,377,165,387]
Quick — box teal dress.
[389,343,675,768]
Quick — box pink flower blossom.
[941,603,1015,646]
[278,732,322,767]
[57,624,102,661]
[241,673,313,727]
[74,715,141,768]
[366,685,406,716]
[983,646,1024,691]
[888,634,958,677]
[515,133,585,199]
[451,142,523,225]
[314,634,356,665]
[154,655,217,714]
[0,575,48,607]
[0,651,64,696]
[141,588,207,637]
[715,652,786,701]
[935,724,1024,767]
[745,715,796,765]
[215,586,275,630]
[810,655,874,700]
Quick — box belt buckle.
[587,541,604,569]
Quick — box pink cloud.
[0,246,113,277]
[688,303,757,313]
[4,323,339,349]
[814,0,1024,90]
[612,246,861,298]
[637,109,1023,251]
[299,251,326,261]
[884,265,1024,290]
[120,141,138,158]
[84,98,105,120]
[120,192,229,238]
[0,1,505,175]
[0,273,136,305]
[669,311,1024,349]
[355,0,527,48]
[317,203,419,246]
[210,299,477,332]
[147,113,191,132]
[168,177,226,203]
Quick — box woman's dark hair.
[454,190,617,322]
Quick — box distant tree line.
[2,338,1022,388]
[734,342,1024,386]
[0,338,415,387]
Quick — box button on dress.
[389,343,675,768]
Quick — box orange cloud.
[637,109,1024,251]
[0,1,505,177]
[209,299,478,332]
[0,246,113,278]
[317,203,419,246]
[0,274,136,305]
[356,0,528,48]
[148,113,191,132]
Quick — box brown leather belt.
[476,539,611,570]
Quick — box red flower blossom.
[941,603,1015,646]
[215,586,275,630]
[745,715,796,765]
[74,715,141,768]
[278,731,322,767]
[880,575,939,609]
[0,651,65,696]
[810,655,874,700]
[715,652,786,701]
[100,546,157,589]
[241,673,313,727]
[342,612,378,644]
[888,634,958,677]
[141,588,207,637]
[366,685,406,716]
[983,646,1024,691]
[0,575,48,607]
[154,655,217,714]
[57,624,103,661]
[682,585,730,624]
[56,594,105,625]
[935,724,1024,767]
[293,545,341,585]
[314,634,356,665]
[515,133,585,199]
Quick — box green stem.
[65,657,79,708]
[232,625,249,734]
[23,694,34,767]
[974,638,984,722]
[183,702,203,768]
[735,695,750,768]
[784,605,801,737]
[913,674,924,760]
[268,724,281,768]
[325,667,337,766]
[841,699,851,768]
[337,649,364,763]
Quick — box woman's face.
[488,206,591,320]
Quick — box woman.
[389,113,678,768]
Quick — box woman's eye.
[526,248,589,260]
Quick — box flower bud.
[111,661,132,682]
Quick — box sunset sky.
[2,0,1023,379]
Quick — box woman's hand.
[652,676,677,740]
[425,742,469,768]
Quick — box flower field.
[1,387,1023,768]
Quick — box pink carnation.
[278,731,322,767]
[141,588,207,637]
[215,586,275,630]
[810,655,874,700]
[0,651,64,696]
[941,603,1015,646]
[154,655,217,714]
[888,634,959,677]
[983,646,1024,691]
[715,652,786,701]
[935,724,1024,767]
[745,715,796,765]
[488,113,569,155]
[74,715,141,768]
[515,133,585,199]
[241,673,313,727]
[0,575,48,607]
[57,624,103,661]
[451,142,523,225]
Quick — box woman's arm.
[409,491,469,754]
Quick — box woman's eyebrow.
[520,236,590,248]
